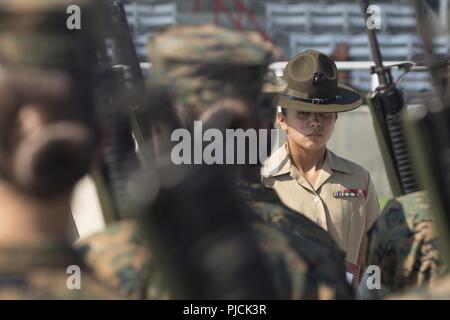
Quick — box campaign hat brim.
[278,82,362,113]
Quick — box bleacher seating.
[266,2,309,36]
[266,2,417,36]
[124,1,177,61]
[380,3,417,31]
[266,3,364,35]
[125,2,177,33]
[433,34,450,56]
[132,33,154,61]
[288,33,434,61]
[350,69,432,92]
[119,0,445,95]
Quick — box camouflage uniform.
[78,217,312,300]
[364,191,446,297]
[77,220,165,300]
[0,241,117,299]
[78,183,353,299]
[386,275,450,300]
[78,25,353,300]
[0,0,119,299]
[238,182,353,299]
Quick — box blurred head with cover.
[0,0,98,266]
[147,24,281,134]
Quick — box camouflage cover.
[365,190,446,296]
[147,25,281,121]
[0,241,119,299]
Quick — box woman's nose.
[308,113,322,126]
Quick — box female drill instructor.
[262,50,381,267]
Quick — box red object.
[194,0,201,13]
[343,189,367,197]
[213,0,219,26]
[214,0,244,30]
[345,261,361,288]
[235,0,271,41]
[213,0,271,42]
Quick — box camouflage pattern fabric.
[77,182,353,300]
[77,219,311,300]
[147,25,281,122]
[238,182,353,299]
[365,191,446,296]
[76,220,168,300]
[250,219,310,299]
[0,241,119,299]
[387,275,450,300]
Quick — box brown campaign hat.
[278,50,362,113]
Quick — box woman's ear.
[277,112,288,131]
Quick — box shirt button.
[314,197,320,203]
[317,219,323,226]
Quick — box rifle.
[90,0,154,223]
[403,0,450,266]
[358,0,419,196]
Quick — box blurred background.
[73,0,450,236]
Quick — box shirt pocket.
[322,187,365,242]
[326,196,353,233]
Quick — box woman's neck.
[0,183,72,245]
[287,140,326,173]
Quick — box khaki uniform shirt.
[261,144,381,264]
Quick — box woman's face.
[278,109,337,151]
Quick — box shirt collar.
[325,149,352,175]
[262,144,352,178]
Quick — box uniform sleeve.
[364,174,381,233]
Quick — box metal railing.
[269,61,430,92]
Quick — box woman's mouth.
[307,133,323,137]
